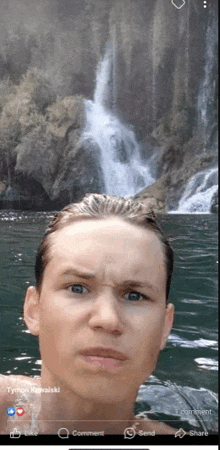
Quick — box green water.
[0,211,218,432]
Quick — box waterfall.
[170,167,218,214]
[81,46,154,197]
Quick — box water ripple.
[168,334,218,350]
[195,358,218,371]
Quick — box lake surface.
[0,211,218,432]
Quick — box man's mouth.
[79,347,129,370]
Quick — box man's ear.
[23,286,40,336]
[160,303,174,351]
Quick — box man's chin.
[62,374,133,404]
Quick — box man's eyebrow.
[58,267,96,279]
[122,279,158,292]
[58,268,158,292]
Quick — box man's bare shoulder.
[0,375,40,411]
[0,374,41,388]
[137,417,177,435]
[0,375,41,434]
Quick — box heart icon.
[16,407,25,416]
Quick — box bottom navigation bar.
[0,446,219,450]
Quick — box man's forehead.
[41,219,167,298]
[47,219,165,275]
[50,218,162,247]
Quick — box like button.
[10,428,21,438]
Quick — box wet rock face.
[0,70,105,209]
[50,139,106,208]
[15,128,59,196]
[210,192,218,213]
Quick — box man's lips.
[79,347,129,370]
[79,347,129,361]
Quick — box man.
[0,193,175,435]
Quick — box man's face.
[25,218,174,403]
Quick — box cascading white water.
[170,167,218,214]
[81,47,154,197]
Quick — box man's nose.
[88,289,124,335]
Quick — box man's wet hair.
[35,193,174,302]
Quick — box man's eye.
[125,291,147,302]
[70,284,87,294]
